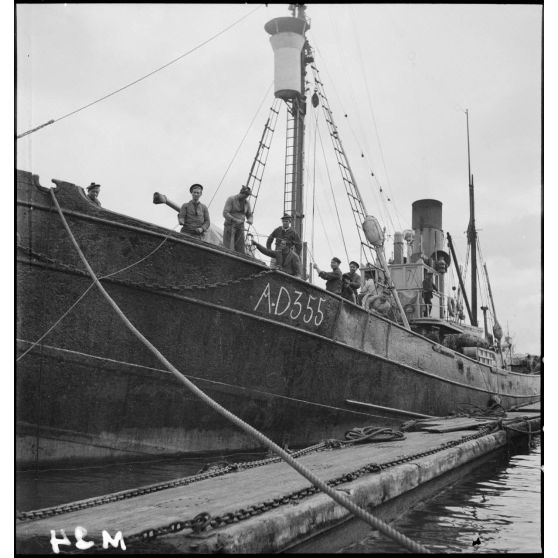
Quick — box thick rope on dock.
[49,189,430,554]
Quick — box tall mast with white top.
[264,4,311,248]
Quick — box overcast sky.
[15,3,542,354]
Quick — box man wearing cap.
[223,186,253,253]
[266,214,302,255]
[86,183,101,207]
[422,270,438,316]
[313,258,343,294]
[341,273,357,303]
[346,261,361,299]
[251,238,301,277]
[179,184,210,239]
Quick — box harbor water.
[336,435,542,554]
[16,437,541,553]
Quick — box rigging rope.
[316,121,350,263]
[16,282,96,362]
[16,5,263,140]
[48,188,430,554]
[311,40,399,236]
[207,81,273,208]
[311,111,318,282]
[101,224,181,279]
[348,6,403,232]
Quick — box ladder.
[310,62,377,268]
[245,98,282,213]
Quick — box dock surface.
[16,410,540,554]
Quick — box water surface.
[337,436,542,553]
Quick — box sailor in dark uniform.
[313,257,343,294]
[251,238,301,277]
[86,183,101,206]
[266,214,302,255]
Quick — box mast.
[265,4,311,276]
[465,109,478,326]
[292,4,308,243]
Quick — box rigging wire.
[348,5,404,232]
[316,120,350,263]
[311,110,319,282]
[101,225,181,279]
[16,282,96,362]
[311,39,399,236]
[16,4,264,140]
[207,81,273,208]
[315,201,334,256]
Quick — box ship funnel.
[410,199,450,267]
[264,16,308,100]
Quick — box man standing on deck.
[251,238,301,277]
[341,273,357,303]
[346,261,361,300]
[266,214,302,255]
[422,271,438,316]
[313,257,343,294]
[359,266,377,306]
[86,183,101,206]
[178,183,210,240]
[223,186,253,253]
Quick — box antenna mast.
[466,109,478,326]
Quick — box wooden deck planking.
[16,412,540,550]
[17,430,478,539]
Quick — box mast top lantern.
[264,7,310,100]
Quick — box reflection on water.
[338,436,541,553]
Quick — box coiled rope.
[49,188,430,553]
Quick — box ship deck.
[16,404,540,554]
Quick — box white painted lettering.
[314,297,326,326]
[102,530,127,550]
[49,529,71,554]
[289,290,303,319]
[303,295,316,323]
[75,526,95,550]
[275,286,292,316]
[253,283,272,313]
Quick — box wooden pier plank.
[16,412,540,551]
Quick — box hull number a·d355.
[254,283,326,326]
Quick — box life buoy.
[404,303,415,316]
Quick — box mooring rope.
[49,188,430,553]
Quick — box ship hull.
[16,171,540,467]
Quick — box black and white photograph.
[15,3,543,554]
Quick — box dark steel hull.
[16,170,540,467]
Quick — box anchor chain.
[16,441,329,522]
[17,424,501,552]
[121,425,499,548]
[17,243,274,292]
